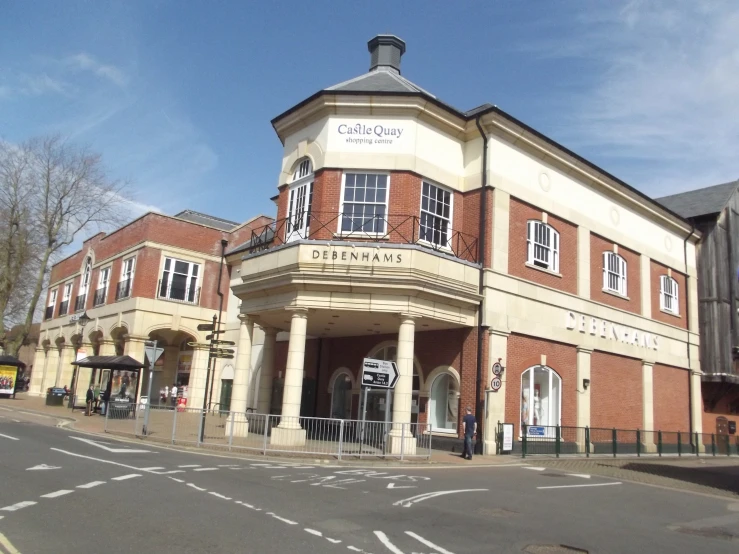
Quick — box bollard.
[695,432,699,457]
[678,431,682,457]
[555,426,561,458]
[228,412,235,451]
[711,434,716,457]
[727,435,731,457]
[522,424,527,458]
[171,405,178,445]
[585,427,590,458]
[338,420,344,461]
[658,431,662,457]
[400,423,406,461]
[262,415,269,455]
[636,429,641,457]
[612,428,617,458]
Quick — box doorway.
[219,379,233,413]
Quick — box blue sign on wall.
[527,426,546,436]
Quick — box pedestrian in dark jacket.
[86,385,95,416]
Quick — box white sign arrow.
[70,436,153,454]
[27,464,61,471]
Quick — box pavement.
[2,397,739,553]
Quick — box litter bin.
[46,387,66,406]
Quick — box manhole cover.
[524,545,588,553]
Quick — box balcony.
[44,306,54,320]
[58,301,69,316]
[116,279,132,301]
[74,294,87,313]
[157,279,200,305]
[93,287,107,307]
[246,212,479,264]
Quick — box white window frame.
[79,258,92,297]
[418,181,453,249]
[660,275,679,314]
[602,251,627,296]
[117,257,135,300]
[526,221,560,273]
[62,283,72,302]
[94,266,111,306]
[338,172,390,237]
[520,365,562,439]
[48,289,58,307]
[286,158,314,242]
[159,257,201,304]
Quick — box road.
[1,410,738,553]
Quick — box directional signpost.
[142,340,164,436]
[361,358,399,389]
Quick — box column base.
[641,442,657,454]
[270,425,306,447]
[387,433,417,456]
[485,439,498,456]
[225,414,249,438]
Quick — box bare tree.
[0,136,129,355]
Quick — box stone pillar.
[577,227,591,298]
[43,347,59,392]
[271,308,308,446]
[187,345,211,411]
[226,315,253,437]
[388,314,417,455]
[491,189,510,274]
[690,370,704,452]
[641,361,656,452]
[485,329,509,455]
[124,336,147,401]
[99,339,117,356]
[576,347,592,451]
[257,327,276,415]
[640,255,652,318]
[56,345,76,388]
[28,347,47,396]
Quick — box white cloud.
[65,53,128,87]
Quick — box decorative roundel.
[491,377,502,391]
[539,172,551,192]
[664,236,673,252]
[492,362,503,376]
[610,207,620,225]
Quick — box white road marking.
[406,530,455,554]
[1,501,37,512]
[0,433,19,441]
[305,529,323,537]
[193,467,218,472]
[347,547,362,552]
[566,474,591,479]
[51,448,144,471]
[156,470,185,475]
[267,512,298,525]
[239,502,261,511]
[178,464,201,468]
[112,474,141,481]
[373,531,404,554]
[0,532,21,554]
[537,482,622,490]
[70,437,153,453]
[326,538,342,544]
[387,483,415,489]
[523,466,545,471]
[19,411,54,418]
[169,477,185,483]
[77,481,105,489]
[11,419,20,423]
[218,464,240,467]
[187,483,207,491]
[393,489,488,508]
[140,466,165,471]
[41,490,74,498]
[209,492,232,500]
[27,464,61,471]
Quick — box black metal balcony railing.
[44,306,54,320]
[74,294,87,312]
[116,279,132,301]
[93,287,107,307]
[157,279,200,305]
[246,212,479,264]
[58,300,69,316]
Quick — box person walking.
[461,406,477,460]
[86,385,95,416]
[171,384,178,407]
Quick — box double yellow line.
[0,532,21,554]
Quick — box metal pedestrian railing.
[499,423,739,458]
[105,405,432,461]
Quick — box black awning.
[0,355,26,369]
[72,355,146,371]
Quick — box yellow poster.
[0,365,17,396]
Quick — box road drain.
[524,545,589,553]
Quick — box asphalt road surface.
[1,412,739,553]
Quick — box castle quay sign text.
[335,122,406,147]
[312,248,402,264]
[566,311,659,351]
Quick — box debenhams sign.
[566,311,659,351]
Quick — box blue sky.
[2,1,737,229]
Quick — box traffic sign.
[212,340,236,346]
[213,354,234,360]
[205,331,226,340]
[492,363,503,376]
[491,377,502,391]
[197,323,215,331]
[144,345,164,369]
[361,358,399,389]
[210,349,235,355]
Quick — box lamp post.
[68,312,92,409]
[207,239,229,410]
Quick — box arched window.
[520,365,561,436]
[527,221,559,272]
[660,275,679,314]
[76,257,92,311]
[286,158,314,242]
[330,372,353,419]
[603,252,627,296]
[428,372,459,432]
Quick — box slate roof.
[72,355,146,370]
[327,67,435,96]
[174,210,239,231]
[656,180,739,219]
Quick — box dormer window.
[286,158,314,242]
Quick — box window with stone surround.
[158,257,200,304]
[660,275,679,315]
[339,173,389,235]
[286,158,314,242]
[526,221,559,272]
[603,251,627,296]
[419,181,452,248]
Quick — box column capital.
[238,313,255,325]
[285,307,309,318]
[488,329,510,338]
[641,360,655,368]
[397,312,419,322]
[576,347,593,354]
[261,325,278,337]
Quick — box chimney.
[367,35,406,74]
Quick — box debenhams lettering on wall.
[337,122,405,146]
[566,311,659,351]
[312,249,402,263]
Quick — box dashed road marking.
[187,483,207,491]
[326,537,342,544]
[405,530,454,554]
[178,464,201,468]
[267,512,298,525]
[537,482,622,490]
[347,547,362,552]
[305,529,322,537]
[41,490,74,498]
[209,492,232,500]
[566,473,591,479]
[193,467,218,472]
[393,489,488,508]
[11,419,20,423]
[77,481,105,489]
[523,466,545,471]
[112,474,141,481]
[1,501,37,512]
[168,477,185,483]
[0,433,19,441]
[140,466,165,471]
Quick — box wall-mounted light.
[583,378,591,390]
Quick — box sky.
[1,0,738,233]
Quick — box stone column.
[44,347,59,392]
[485,329,509,455]
[226,315,253,437]
[576,347,592,451]
[124,336,147,401]
[187,345,211,411]
[56,345,76,388]
[28,347,47,396]
[99,339,117,356]
[388,314,417,455]
[690,370,704,452]
[271,308,308,446]
[257,327,277,415]
[641,361,656,452]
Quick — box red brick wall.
[653,363,690,432]
[132,247,161,301]
[505,335,577,436]
[650,260,688,329]
[508,197,578,294]
[590,352,643,429]
[590,234,641,315]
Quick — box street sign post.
[197,323,214,331]
[360,358,399,389]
